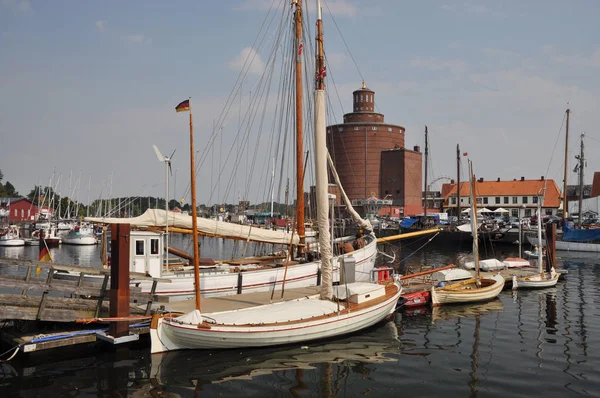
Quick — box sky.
[1,0,600,207]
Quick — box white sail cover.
[327,152,373,232]
[85,209,298,245]
[315,89,333,300]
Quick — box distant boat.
[61,225,97,245]
[0,225,25,247]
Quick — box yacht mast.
[294,0,305,255]
[563,108,570,218]
[424,126,429,218]
[577,133,585,227]
[456,144,461,218]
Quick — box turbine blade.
[169,149,176,160]
[168,162,173,176]
[153,145,165,162]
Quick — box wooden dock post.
[110,224,130,338]
[545,223,557,272]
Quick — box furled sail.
[327,152,374,232]
[85,209,298,245]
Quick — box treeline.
[0,169,19,197]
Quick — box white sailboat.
[150,0,402,353]
[0,225,25,247]
[513,189,559,289]
[431,160,505,307]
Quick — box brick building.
[327,82,423,216]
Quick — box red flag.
[317,66,327,79]
[463,152,468,156]
[298,43,303,55]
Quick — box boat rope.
[0,344,21,363]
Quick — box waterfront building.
[442,176,562,218]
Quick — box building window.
[522,196,528,204]
[371,126,377,131]
[338,127,343,132]
[135,240,145,255]
[512,196,518,204]
[354,127,360,131]
[388,127,392,132]
[396,190,400,194]
[360,95,363,102]
[495,197,500,204]
[27,209,30,217]
[14,209,17,217]
[483,197,488,204]
[504,197,509,204]
[452,197,456,205]
[532,196,538,203]
[511,209,518,217]
[525,209,532,217]
[545,209,552,215]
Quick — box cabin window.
[150,239,159,255]
[532,196,538,204]
[495,197,500,204]
[522,196,528,204]
[512,197,518,204]
[504,197,509,204]
[135,240,145,256]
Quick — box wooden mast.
[294,0,305,256]
[577,133,585,227]
[469,160,480,282]
[189,98,201,310]
[563,108,570,219]
[424,126,429,218]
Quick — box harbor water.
[0,236,599,397]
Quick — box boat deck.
[158,286,322,314]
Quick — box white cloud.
[408,57,467,75]
[227,47,265,76]
[2,0,30,12]
[125,34,146,44]
[95,20,106,33]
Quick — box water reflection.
[149,319,400,395]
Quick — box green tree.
[3,181,17,197]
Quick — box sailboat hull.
[527,235,600,252]
[431,274,505,307]
[513,272,559,289]
[150,281,401,353]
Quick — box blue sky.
[1,0,599,207]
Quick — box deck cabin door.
[133,239,148,275]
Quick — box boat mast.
[577,133,585,228]
[469,160,480,282]
[456,144,461,219]
[424,126,429,219]
[188,98,201,310]
[563,108,570,219]
[294,0,305,256]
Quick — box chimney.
[541,176,544,181]
[478,177,483,183]
[497,177,500,182]
[521,176,525,181]
[450,179,455,184]
[414,145,420,152]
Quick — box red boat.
[401,290,431,308]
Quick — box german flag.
[39,246,52,262]
[175,99,190,113]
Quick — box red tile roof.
[442,179,562,207]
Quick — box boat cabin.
[129,230,163,277]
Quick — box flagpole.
[188,97,201,311]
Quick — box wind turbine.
[153,144,176,273]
